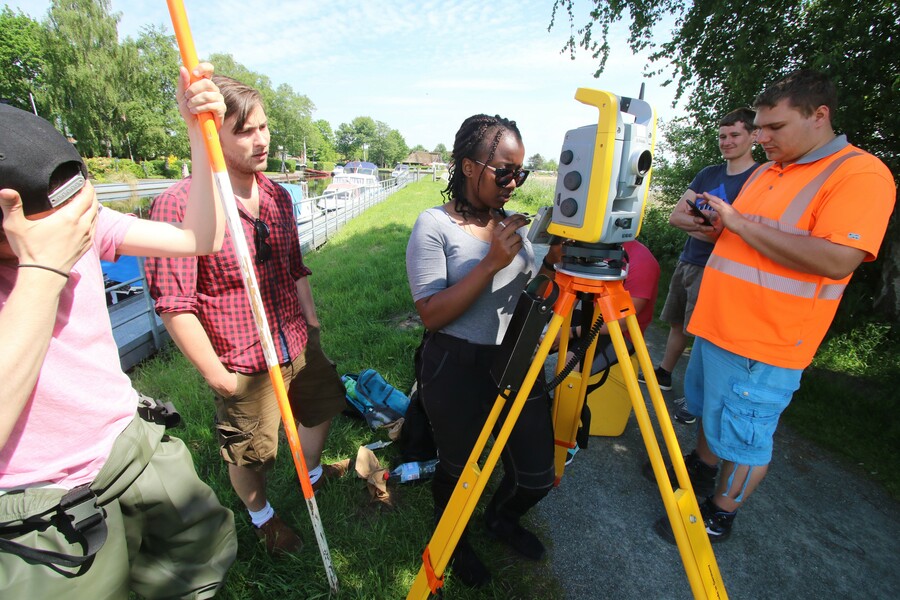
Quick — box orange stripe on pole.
[166,0,227,174]
[268,365,314,498]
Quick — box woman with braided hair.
[406,114,562,587]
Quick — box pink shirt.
[0,207,138,490]
[622,240,660,334]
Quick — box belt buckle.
[59,484,104,533]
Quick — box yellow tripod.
[407,256,728,599]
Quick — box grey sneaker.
[672,398,697,425]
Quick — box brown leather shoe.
[255,514,302,555]
[312,459,352,492]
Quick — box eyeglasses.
[253,218,271,264]
[473,160,530,187]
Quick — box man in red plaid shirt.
[145,76,349,556]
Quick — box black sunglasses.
[473,160,530,187]
[253,218,271,264]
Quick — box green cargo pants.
[0,413,237,599]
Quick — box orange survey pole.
[166,1,338,593]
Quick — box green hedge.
[85,157,190,182]
[265,157,296,173]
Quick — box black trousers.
[416,332,555,522]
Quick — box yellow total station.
[548,88,657,245]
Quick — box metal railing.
[98,174,411,369]
[95,179,180,203]
[292,173,412,253]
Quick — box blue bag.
[342,369,410,429]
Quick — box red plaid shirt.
[145,173,312,373]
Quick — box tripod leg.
[551,299,604,482]
[407,311,568,599]
[610,315,729,599]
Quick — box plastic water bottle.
[390,459,439,483]
[342,375,357,400]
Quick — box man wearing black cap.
[0,64,237,598]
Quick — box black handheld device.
[685,198,712,227]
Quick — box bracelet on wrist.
[17,263,70,280]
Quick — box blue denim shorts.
[684,337,802,466]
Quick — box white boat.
[391,163,410,180]
[318,161,380,211]
[279,182,323,226]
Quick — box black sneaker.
[450,538,491,588]
[641,450,719,497]
[485,512,545,561]
[652,497,736,545]
[638,366,672,391]
[699,496,736,543]
[672,398,697,425]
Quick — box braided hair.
[442,114,523,220]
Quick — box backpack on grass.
[342,369,410,429]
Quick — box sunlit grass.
[130,180,563,599]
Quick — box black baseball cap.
[0,103,87,216]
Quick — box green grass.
[130,179,563,599]
[130,178,900,597]
[781,323,900,498]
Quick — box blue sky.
[8,0,684,161]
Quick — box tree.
[386,130,409,166]
[266,82,316,160]
[526,153,546,171]
[551,0,900,321]
[43,0,127,157]
[118,25,183,160]
[312,119,337,163]
[0,7,46,113]
[368,121,408,167]
[433,143,450,163]
[335,116,377,161]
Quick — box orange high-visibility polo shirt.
[688,136,896,369]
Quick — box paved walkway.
[534,322,900,599]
